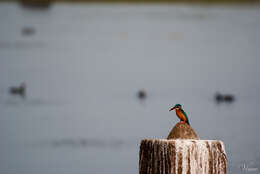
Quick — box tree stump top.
[167,122,199,140]
[139,139,227,174]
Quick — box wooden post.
[139,123,227,174]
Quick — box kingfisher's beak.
[169,106,176,111]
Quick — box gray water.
[0,2,260,174]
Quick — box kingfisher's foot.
[180,121,185,124]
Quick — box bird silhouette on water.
[169,104,190,125]
[9,83,26,98]
[215,92,235,103]
[137,89,147,100]
[21,27,35,36]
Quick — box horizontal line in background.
[30,138,138,149]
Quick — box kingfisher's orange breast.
[176,109,187,121]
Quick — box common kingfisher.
[169,104,190,125]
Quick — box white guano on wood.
[139,139,227,174]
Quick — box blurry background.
[0,0,260,174]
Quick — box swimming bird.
[169,104,190,125]
[9,82,26,98]
[137,89,147,100]
[215,92,235,103]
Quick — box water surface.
[0,3,260,174]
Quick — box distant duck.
[9,83,26,98]
[215,92,235,103]
[137,89,147,100]
[21,27,35,36]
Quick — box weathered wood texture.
[139,139,227,174]
[167,123,199,140]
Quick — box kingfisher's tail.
[186,120,190,125]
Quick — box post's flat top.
[140,139,226,154]
[141,139,224,143]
